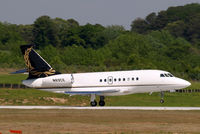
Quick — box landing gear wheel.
[99,96,105,106]
[90,100,97,106]
[160,99,164,104]
[90,94,97,107]
[99,101,105,106]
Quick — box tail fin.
[20,44,60,79]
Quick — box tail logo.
[24,47,56,77]
[24,47,34,71]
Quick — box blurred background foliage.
[0,3,199,80]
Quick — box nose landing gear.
[160,91,164,104]
[160,99,164,104]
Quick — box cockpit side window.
[164,74,169,77]
[160,74,165,77]
[168,73,173,77]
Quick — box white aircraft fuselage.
[22,70,191,96]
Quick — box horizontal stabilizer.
[10,69,28,74]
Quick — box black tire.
[90,100,97,107]
[160,99,164,104]
[99,101,105,106]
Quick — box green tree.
[131,18,148,34]
[79,23,105,48]
[40,45,65,71]
[100,25,126,44]
[33,16,60,48]
[164,20,186,37]
[186,13,200,43]
[17,24,34,44]
[145,12,156,25]
[62,35,86,47]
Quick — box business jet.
[13,45,191,106]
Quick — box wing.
[64,89,119,95]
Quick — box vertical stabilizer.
[20,45,60,79]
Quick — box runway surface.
[1,106,200,110]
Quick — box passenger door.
[107,76,113,85]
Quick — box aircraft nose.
[179,79,191,88]
[185,80,191,87]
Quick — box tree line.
[0,3,199,80]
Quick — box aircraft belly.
[37,85,176,96]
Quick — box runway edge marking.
[1,106,200,110]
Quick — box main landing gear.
[90,94,105,107]
[160,91,164,104]
[90,100,97,106]
[99,96,105,106]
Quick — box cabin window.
[104,79,107,82]
[114,78,117,82]
[136,77,139,80]
[123,78,125,81]
[100,79,102,82]
[109,79,112,82]
[160,74,165,77]
[132,77,134,81]
[118,78,121,81]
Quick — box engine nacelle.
[22,74,73,88]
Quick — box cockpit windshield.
[168,73,174,77]
[164,74,169,77]
[160,73,174,77]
